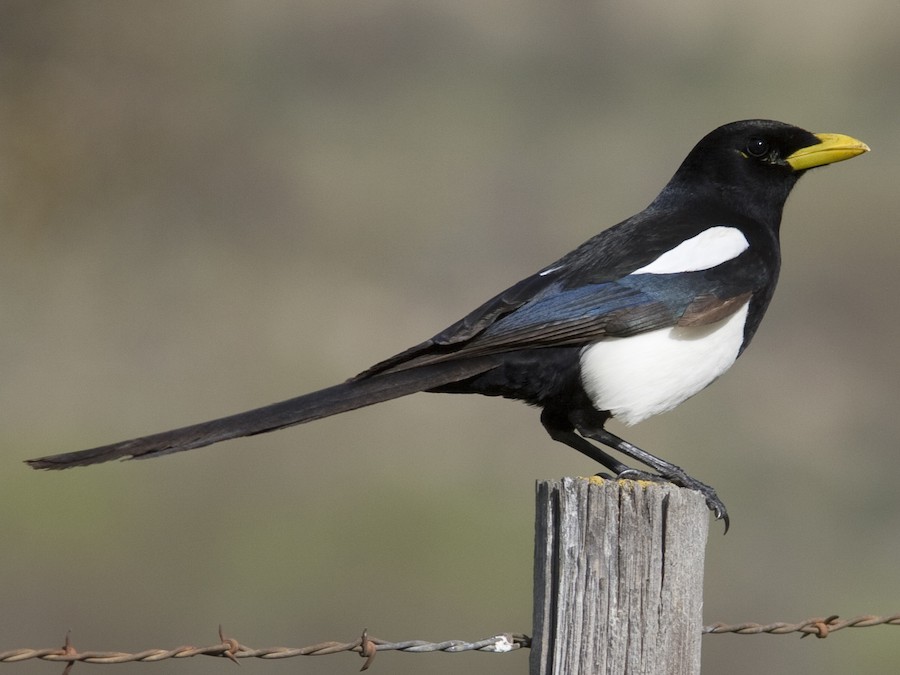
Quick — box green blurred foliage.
[1,2,898,673]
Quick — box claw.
[677,477,729,534]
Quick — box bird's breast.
[579,301,750,425]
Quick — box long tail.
[26,356,501,470]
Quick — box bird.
[27,119,868,530]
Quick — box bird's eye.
[746,138,769,158]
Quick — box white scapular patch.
[580,302,750,425]
[631,226,749,275]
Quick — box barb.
[703,613,900,638]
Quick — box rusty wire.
[1,615,897,671]
[703,613,900,638]
[0,627,529,672]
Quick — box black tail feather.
[26,357,501,470]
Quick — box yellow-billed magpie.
[28,120,868,530]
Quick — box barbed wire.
[2,614,897,671]
[703,613,900,638]
[0,627,529,672]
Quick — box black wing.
[357,261,763,377]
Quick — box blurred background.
[2,2,898,673]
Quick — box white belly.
[579,302,749,425]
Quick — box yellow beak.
[786,133,870,171]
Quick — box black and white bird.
[28,120,869,529]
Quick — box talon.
[691,485,729,533]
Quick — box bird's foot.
[615,468,730,533]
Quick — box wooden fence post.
[530,477,709,675]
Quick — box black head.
[657,119,868,227]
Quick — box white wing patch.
[580,302,749,425]
[631,226,749,275]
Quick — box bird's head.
[661,119,869,227]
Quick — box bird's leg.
[541,407,729,530]
[540,408,630,476]
[572,415,729,531]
